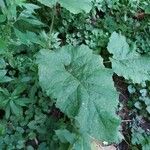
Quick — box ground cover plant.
[0,0,150,149]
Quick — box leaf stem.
[49,5,56,35]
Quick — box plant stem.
[49,6,56,35]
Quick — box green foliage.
[0,84,31,118]
[131,125,150,150]
[0,0,150,149]
[0,124,5,135]
[127,82,150,150]
[0,58,12,82]
[128,83,150,119]
[37,45,121,147]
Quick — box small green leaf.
[20,18,45,26]
[12,84,27,96]
[0,59,12,83]
[0,87,10,96]
[10,100,22,116]
[0,70,12,83]
[0,38,7,51]
[145,3,150,14]
[15,98,31,106]
[5,105,10,119]
[0,15,6,23]
[27,146,34,150]
[134,102,142,109]
[0,124,5,135]
[146,106,150,114]
[0,76,12,83]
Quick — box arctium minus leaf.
[107,32,150,83]
[37,44,121,148]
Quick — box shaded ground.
[113,74,130,150]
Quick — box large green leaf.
[37,0,93,14]
[107,32,150,83]
[37,45,121,146]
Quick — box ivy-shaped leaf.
[107,32,150,83]
[37,0,93,14]
[37,45,121,147]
